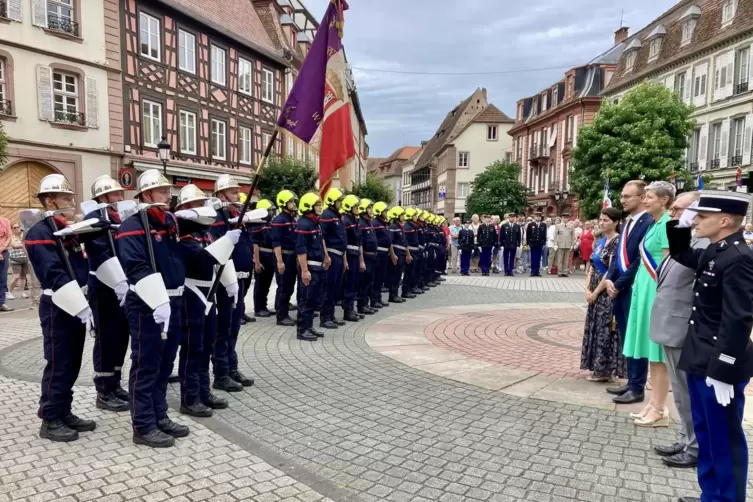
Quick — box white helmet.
[91,174,123,199]
[135,169,172,197]
[214,174,241,195]
[176,184,208,208]
[38,174,74,196]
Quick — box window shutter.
[695,64,707,107]
[85,77,99,129]
[31,0,47,27]
[743,114,753,166]
[748,45,753,85]
[725,51,734,98]
[36,64,53,121]
[573,115,580,148]
[7,0,22,21]
[712,60,721,101]
[683,71,692,103]
[665,74,674,90]
[719,118,730,168]
[698,124,708,171]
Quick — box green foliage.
[257,154,318,199]
[0,123,7,168]
[570,82,696,218]
[350,173,394,204]
[465,160,529,217]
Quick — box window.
[47,0,78,36]
[689,128,701,166]
[552,87,558,105]
[567,77,574,97]
[732,117,745,161]
[736,48,750,93]
[179,110,196,155]
[516,137,523,160]
[142,100,162,147]
[139,12,160,61]
[262,68,274,103]
[0,60,5,103]
[211,119,227,160]
[649,39,662,59]
[682,21,695,44]
[178,30,195,73]
[541,94,548,111]
[487,125,497,141]
[211,46,226,86]
[675,72,686,99]
[722,0,736,23]
[694,70,707,98]
[458,152,469,168]
[714,54,729,97]
[287,136,294,157]
[262,132,271,150]
[566,115,574,142]
[457,183,469,199]
[52,71,79,123]
[239,58,253,95]
[239,126,252,164]
[625,52,636,71]
[505,152,513,163]
[711,122,722,161]
[297,141,304,161]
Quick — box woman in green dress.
[622,181,674,427]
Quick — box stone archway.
[0,161,58,225]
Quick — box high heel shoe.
[634,405,670,428]
[629,405,651,419]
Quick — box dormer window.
[649,39,662,58]
[679,6,700,45]
[722,0,736,24]
[542,93,548,111]
[552,87,558,105]
[646,25,666,62]
[626,53,636,71]
[623,38,642,71]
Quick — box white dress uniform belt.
[419,245,425,250]
[184,278,211,311]
[307,260,323,267]
[326,248,344,256]
[184,278,213,288]
[408,246,419,251]
[281,249,296,255]
[128,284,184,297]
[393,245,407,251]
[429,243,440,248]
[258,247,274,253]
[237,271,251,279]
[377,247,390,252]
[43,285,89,296]
[346,245,360,252]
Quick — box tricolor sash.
[616,226,630,274]
[639,237,658,282]
[592,238,608,276]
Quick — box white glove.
[706,377,734,406]
[225,281,239,305]
[53,226,75,237]
[677,201,698,228]
[554,246,559,252]
[174,209,199,220]
[226,229,242,245]
[153,302,171,335]
[228,214,264,224]
[77,307,94,335]
[114,280,129,307]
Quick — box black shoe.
[96,392,130,412]
[320,320,339,329]
[243,313,255,323]
[344,310,360,322]
[654,442,684,457]
[157,417,190,438]
[213,376,243,392]
[277,317,296,327]
[358,313,365,319]
[230,370,254,387]
[371,302,383,309]
[357,307,375,315]
[40,420,79,442]
[612,390,644,404]
[167,375,180,384]
[63,413,96,432]
[289,304,298,311]
[401,293,416,299]
[180,402,213,418]
[606,384,629,395]
[389,296,405,303]
[240,317,247,325]
[427,282,438,287]
[113,385,129,402]
[297,330,317,341]
[438,277,446,282]
[662,452,698,468]
[334,318,346,326]
[203,393,229,409]
[310,327,325,338]
[133,428,175,448]
[677,498,701,502]
[255,310,273,318]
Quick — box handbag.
[9,247,27,265]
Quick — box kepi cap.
[687,190,751,216]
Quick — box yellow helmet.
[387,206,405,221]
[276,189,298,209]
[257,199,275,211]
[298,192,321,216]
[405,208,418,220]
[358,198,373,214]
[418,210,428,221]
[324,187,344,207]
[373,201,389,217]
[341,194,360,213]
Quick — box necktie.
[624,217,633,238]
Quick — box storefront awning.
[132,161,254,185]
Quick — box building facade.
[0,0,121,223]
[603,0,753,192]
[370,146,420,205]
[508,31,626,219]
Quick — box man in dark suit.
[458,222,474,276]
[605,180,654,404]
[526,213,547,277]
[668,190,753,502]
[500,213,522,276]
[477,215,496,276]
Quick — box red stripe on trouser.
[181,302,190,404]
[131,313,141,431]
[42,302,55,420]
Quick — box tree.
[350,173,394,204]
[256,154,318,200]
[0,123,7,168]
[465,160,529,217]
[570,82,696,218]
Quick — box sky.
[304,0,676,158]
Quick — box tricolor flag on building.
[276,0,355,196]
[602,180,612,208]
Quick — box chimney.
[481,87,487,100]
[421,140,428,148]
[614,26,629,45]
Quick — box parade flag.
[602,180,612,208]
[276,0,355,196]
[697,173,704,190]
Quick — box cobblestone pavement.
[1,277,752,501]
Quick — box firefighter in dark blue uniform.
[402,208,421,297]
[667,191,753,502]
[436,216,449,280]
[210,174,255,392]
[357,199,378,316]
[174,184,242,417]
[25,174,97,442]
[370,201,394,308]
[252,199,277,318]
[295,193,327,341]
[387,206,410,303]
[84,175,130,413]
[341,194,364,322]
[319,188,348,329]
[425,213,440,287]
[271,190,299,326]
[415,210,429,292]
[117,169,186,448]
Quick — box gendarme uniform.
[667,191,753,502]
[357,199,377,316]
[295,193,325,341]
[386,207,408,303]
[371,202,392,308]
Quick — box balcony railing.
[0,99,11,116]
[689,162,699,174]
[736,81,749,95]
[731,155,743,167]
[54,109,86,126]
[47,13,80,37]
[529,144,550,161]
[710,158,720,170]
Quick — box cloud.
[301,0,675,157]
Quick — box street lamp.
[675,179,685,191]
[157,136,171,175]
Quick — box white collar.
[629,210,646,222]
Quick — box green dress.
[623,211,670,363]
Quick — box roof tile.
[473,104,514,124]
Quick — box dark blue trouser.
[180,288,213,406]
[388,253,405,297]
[358,254,376,309]
[615,292,648,393]
[275,253,297,322]
[322,253,344,322]
[38,297,86,421]
[503,247,516,275]
[437,245,446,276]
[480,247,493,273]
[230,276,248,371]
[253,252,275,313]
[297,268,323,333]
[0,250,8,305]
[214,278,246,377]
[372,251,389,305]
[199,305,217,401]
[344,253,360,311]
[423,248,434,284]
[90,280,129,394]
[126,294,183,435]
[688,374,749,502]
[530,246,543,276]
[416,250,426,288]
[402,255,415,295]
[460,249,471,274]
